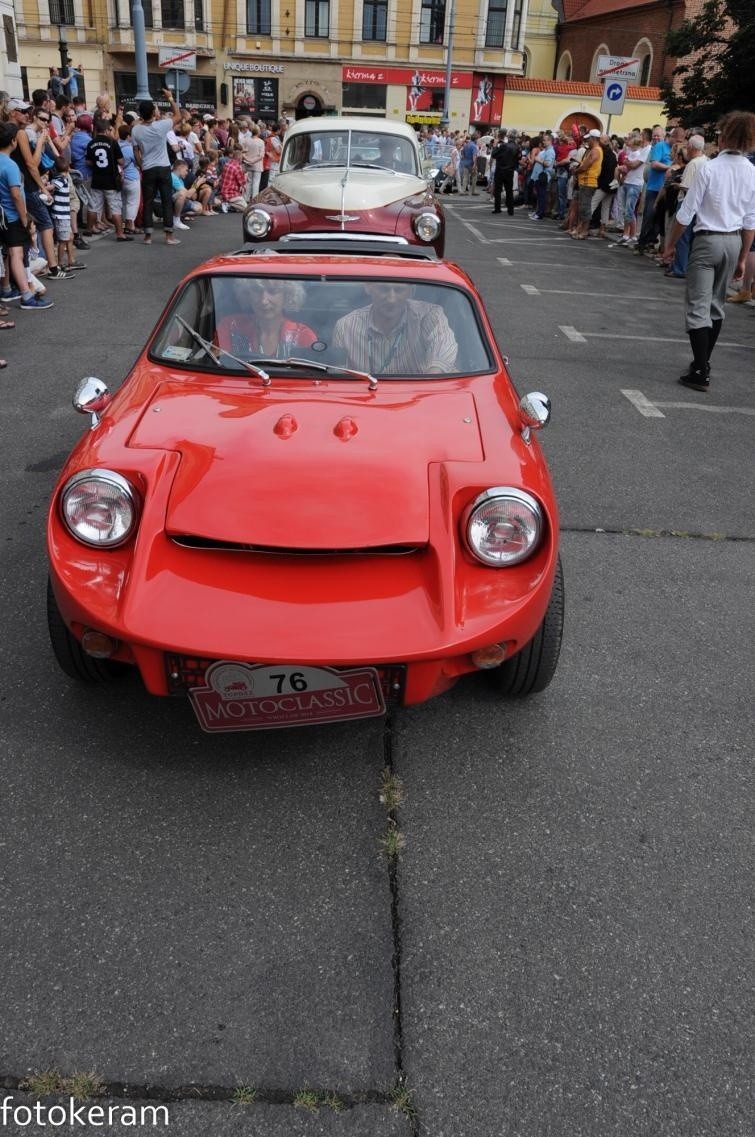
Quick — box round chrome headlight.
[464,488,543,567]
[413,212,441,243]
[60,469,139,548]
[245,208,272,239]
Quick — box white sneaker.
[173,218,191,231]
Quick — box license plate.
[188,662,386,733]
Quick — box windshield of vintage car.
[280,130,420,175]
[151,275,494,379]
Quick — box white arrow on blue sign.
[600,77,627,115]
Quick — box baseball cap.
[202,114,215,122]
[587,129,602,138]
[8,98,31,111]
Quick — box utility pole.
[131,0,152,100]
[441,0,456,130]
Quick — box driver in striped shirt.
[333,282,458,375]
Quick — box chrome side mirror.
[519,391,551,445]
[74,376,112,430]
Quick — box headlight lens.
[246,209,272,239]
[413,212,441,242]
[61,470,139,548]
[464,488,543,567]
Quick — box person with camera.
[131,89,183,246]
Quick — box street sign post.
[158,47,197,72]
[158,48,196,110]
[601,77,628,130]
[595,55,640,82]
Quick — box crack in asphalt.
[561,525,754,541]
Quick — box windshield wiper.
[175,316,271,386]
[250,356,378,391]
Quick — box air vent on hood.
[171,535,425,556]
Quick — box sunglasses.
[37,116,50,123]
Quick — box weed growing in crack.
[232,1085,258,1105]
[293,1088,321,1113]
[324,1092,344,1112]
[380,768,405,812]
[389,1081,416,1117]
[60,1072,105,1100]
[19,1071,61,1097]
[380,820,406,861]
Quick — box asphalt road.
[0,206,752,1137]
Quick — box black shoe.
[678,366,709,392]
[491,209,501,213]
[74,237,90,250]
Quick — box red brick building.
[552,0,693,88]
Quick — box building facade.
[14,0,541,129]
[1,0,23,97]
[552,0,687,88]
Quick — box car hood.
[128,382,484,549]
[273,167,429,211]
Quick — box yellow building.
[521,0,558,80]
[15,0,541,127]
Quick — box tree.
[662,0,755,128]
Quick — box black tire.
[490,555,565,697]
[47,578,125,683]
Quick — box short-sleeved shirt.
[0,152,24,222]
[132,118,174,171]
[119,141,140,182]
[333,300,458,375]
[70,129,92,176]
[86,135,123,190]
[646,139,671,192]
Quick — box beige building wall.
[522,0,557,79]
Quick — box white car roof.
[283,117,421,147]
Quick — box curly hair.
[247,278,306,311]
[718,111,755,154]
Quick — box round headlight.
[61,469,139,548]
[413,212,441,243]
[464,488,543,567]
[245,208,272,239]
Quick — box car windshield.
[280,129,420,176]
[151,274,494,379]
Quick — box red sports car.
[47,242,562,732]
[243,118,446,256]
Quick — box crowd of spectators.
[0,80,292,369]
[422,119,754,302]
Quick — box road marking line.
[537,288,670,301]
[579,332,751,349]
[656,401,755,414]
[559,325,587,343]
[621,389,666,417]
[521,284,541,295]
[622,390,755,417]
[497,258,620,271]
[458,218,487,242]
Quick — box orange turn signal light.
[470,642,508,670]
[81,629,118,659]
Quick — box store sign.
[469,73,504,125]
[224,62,285,75]
[342,66,472,89]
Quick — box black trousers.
[141,165,174,234]
[493,170,515,215]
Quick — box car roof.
[186,249,476,290]
[282,116,421,145]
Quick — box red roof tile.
[506,77,662,101]
[562,0,592,16]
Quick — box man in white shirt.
[665,111,755,391]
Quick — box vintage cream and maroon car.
[243,118,445,255]
[47,242,562,732]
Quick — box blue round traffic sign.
[606,83,623,101]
